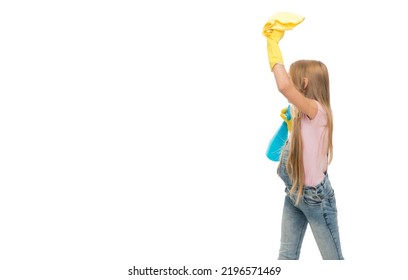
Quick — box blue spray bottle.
[266,105,291,161]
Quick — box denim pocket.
[325,188,336,209]
[303,189,323,206]
[304,180,335,207]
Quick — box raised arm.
[272,64,317,120]
[262,13,313,118]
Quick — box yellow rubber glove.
[263,12,305,71]
[266,30,284,71]
[280,107,292,132]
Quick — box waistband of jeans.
[303,172,329,190]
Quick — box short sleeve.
[311,101,327,127]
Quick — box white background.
[1,0,407,279]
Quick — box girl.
[268,31,344,260]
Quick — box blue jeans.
[277,143,344,260]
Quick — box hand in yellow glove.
[266,30,285,71]
[263,12,305,71]
[280,106,292,132]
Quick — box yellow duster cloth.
[263,12,305,34]
[263,12,304,71]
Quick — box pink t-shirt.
[300,101,329,186]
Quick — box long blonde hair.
[287,60,333,205]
